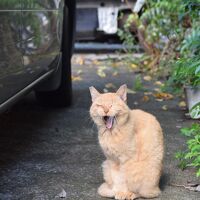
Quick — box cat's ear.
[116,84,127,102]
[89,86,101,102]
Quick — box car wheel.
[35,6,73,107]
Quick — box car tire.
[35,5,73,107]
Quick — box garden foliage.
[119,0,200,177]
[175,124,200,177]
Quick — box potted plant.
[170,56,200,118]
[168,25,200,118]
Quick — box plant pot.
[184,86,200,119]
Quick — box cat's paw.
[98,183,114,198]
[115,191,137,200]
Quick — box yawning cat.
[89,84,164,200]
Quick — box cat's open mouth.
[103,116,115,129]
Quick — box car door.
[20,0,64,80]
[0,1,25,105]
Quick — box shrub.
[175,123,200,177]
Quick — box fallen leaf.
[77,69,83,75]
[97,66,107,78]
[144,61,148,65]
[76,57,84,65]
[56,189,67,198]
[127,88,136,94]
[93,60,100,65]
[130,63,138,69]
[143,75,152,81]
[153,92,173,100]
[154,81,164,86]
[144,92,153,95]
[105,83,116,89]
[112,62,119,68]
[162,105,168,110]
[155,99,164,102]
[142,95,150,102]
[154,88,161,92]
[112,71,118,76]
[71,75,82,81]
[178,101,186,108]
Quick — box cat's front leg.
[98,182,114,198]
[98,160,115,198]
[112,166,138,200]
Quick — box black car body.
[0,0,76,112]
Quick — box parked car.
[76,0,136,41]
[0,0,76,113]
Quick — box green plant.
[190,102,200,119]
[169,56,200,88]
[133,74,144,91]
[117,13,138,54]
[166,25,200,91]
[175,123,200,177]
[181,27,200,55]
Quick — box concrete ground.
[0,54,199,200]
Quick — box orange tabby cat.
[89,84,164,200]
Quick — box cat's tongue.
[105,116,114,129]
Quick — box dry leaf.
[97,66,107,78]
[105,83,116,89]
[71,75,82,81]
[162,105,168,110]
[153,92,173,100]
[178,101,186,108]
[93,60,100,65]
[76,57,84,65]
[144,61,148,65]
[154,81,164,86]
[154,88,161,92]
[143,75,152,81]
[155,99,163,102]
[142,95,150,102]
[77,69,83,75]
[130,63,138,69]
[144,92,153,95]
[112,62,119,68]
[112,71,118,76]
[127,88,136,94]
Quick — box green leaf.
[189,103,200,119]
[180,127,194,137]
[196,168,200,177]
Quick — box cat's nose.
[102,106,109,114]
